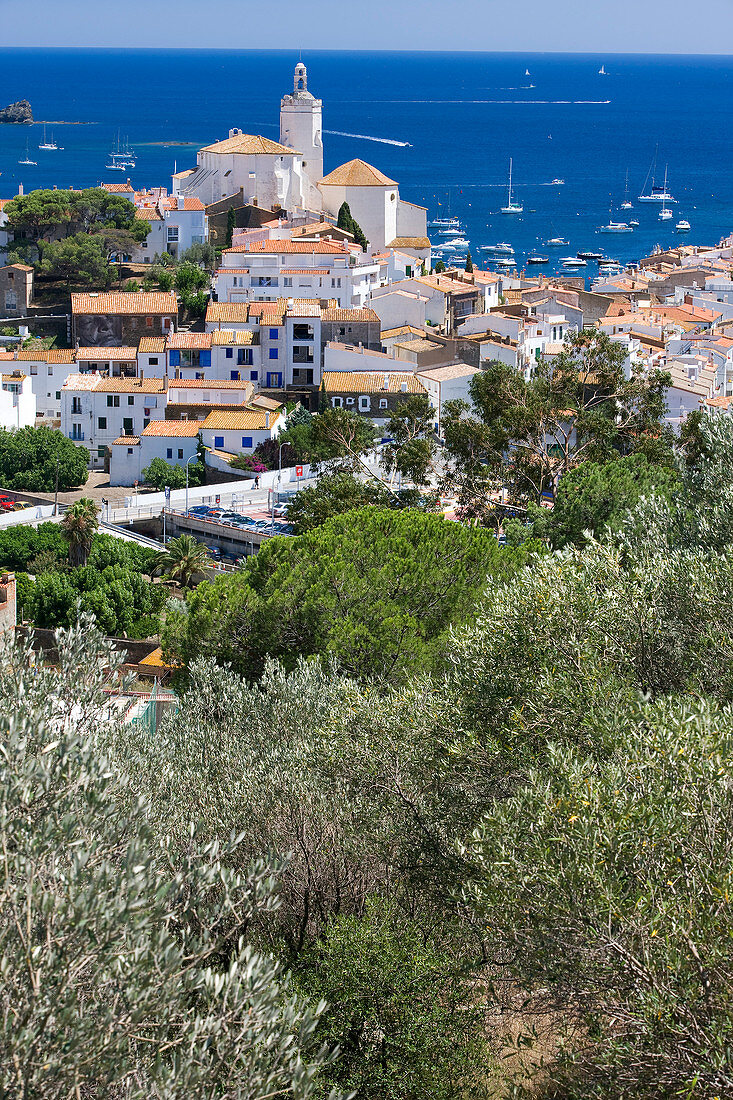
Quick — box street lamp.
[277,440,288,486]
[185,454,199,515]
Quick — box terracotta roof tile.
[167,332,213,350]
[141,421,202,437]
[201,408,283,430]
[138,337,167,353]
[320,159,397,187]
[112,436,140,445]
[323,370,426,395]
[168,378,253,389]
[71,291,178,315]
[199,133,297,156]
[224,239,348,255]
[75,346,138,361]
[322,307,380,322]
[135,208,163,222]
[210,328,255,346]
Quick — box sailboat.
[525,68,531,76]
[639,147,676,203]
[658,167,673,219]
[621,170,633,210]
[598,64,607,75]
[500,158,523,214]
[18,139,37,166]
[38,124,58,151]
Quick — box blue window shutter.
[269,348,278,360]
[166,448,173,459]
[230,370,240,381]
[169,350,180,367]
[225,348,233,359]
[250,370,258,382]
[242,436,253,449]
[214,436,224,449]
[200,350,211,367]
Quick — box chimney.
[400,379,408,392]
[383,373,390,390]
[265,412,270,429]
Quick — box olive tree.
[0,620,342,1100]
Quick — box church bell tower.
[280,62,323,209]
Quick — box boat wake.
[386,99,611,106]
[325,129,412,147]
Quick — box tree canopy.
[0,426,89,492]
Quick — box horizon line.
[1,46,732,57]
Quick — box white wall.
[369,289,428,332]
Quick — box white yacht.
[500,158,523,214]
[639,156,676,203]
[546,237,569,247]
[481,242,514,254]
[676,219,691,232]
[562,256,587,268]
[438,226,464,236]
[599,220,633,234]
[38,124,58,151]
[657,168,674,219]
[429,214,460,229]
[550,178,565,186]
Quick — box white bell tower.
[280,62,323,211]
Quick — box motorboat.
[659,207,673,221]
[546,237,569,246]
[449,238,470,249]
[577,250,604,260]
[550,178,565,186]
[493,257,517,268]
[500,158,523,214]
[676,220,691,232]
[430,215,460,229]
[629,218,640,227]
[438,227,464,236]
[562,256,587,267]
[599,221,633,233]
[526,255,549,264]
[481,242,514,253]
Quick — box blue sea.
[1,49,733,275]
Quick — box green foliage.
[180,241,216,268]
[40,233,111,286]
[546,453,679,548]
[443,330,673,515]
[179,289,208,317]
[226,206,236,246]
[163,507,523,683]
[174,261,208,294]
[286,471,391,533]
[24,560,166,636]
[0,426,88,491]
[336,201,369,250]
[382,393,438,487]
[155,265,174,291]
[141,455,204,490]
[0,522,67,571]
[0,623,343,1099]
[60,496,98,567]
[464,250,473,273]
[434,259,447,273]
[295,899,493,1099]
[154,533,211,589]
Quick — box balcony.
[69,431,85,441]
[292,325,314,341]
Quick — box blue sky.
[4,0,733,52]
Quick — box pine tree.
[465,251,473,274]
[435,260,446,274]
[336,201,368,251]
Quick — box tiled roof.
[102,183,135,194]
[0,353,15,362]
[215,268,250,275]
[62,374,99,391]
[292,220,353,239]
[168,378,253,389]
[71,291,178,315]
[201,408,282,430]
[94,377,166,393]
[2,372,26,381]
[706,395,733,408]
[280,268,329,275]
[135,208,163,222]
[387,237,432,249]
[199,133,297,156]
[167,332,213,350]
[322,307,380,322]
[285,300,321,318]
[141,421,202,437]
[224,239,348,255]
[172,168,195,179]
[205,302,252,324]
[323,371,426,395]
[210,329,255,346]
[165,196,205,211]
[320,159,397,188]
[112,436,140,445]
[381,325,427,339]
[417,363,480,381]
[138,337,167,353]
[5,262,33,272]
[15,348,76,363]
[75,346,138,361]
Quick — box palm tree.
[153,534,210,589]
[61,497,99,567]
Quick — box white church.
[171,63,428,252]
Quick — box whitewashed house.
[0,371,36,429]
